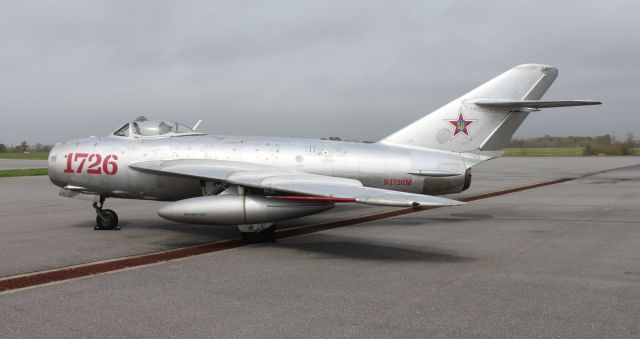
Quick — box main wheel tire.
[241,226,276,243]
[96,209,119,230]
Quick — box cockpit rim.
[110,118,205,139]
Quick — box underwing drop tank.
[158,195,335,225]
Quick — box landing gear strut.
[93,196,119,230]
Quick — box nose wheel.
[93,196,119,230]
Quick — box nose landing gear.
[92,196,119,230]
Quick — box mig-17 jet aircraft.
[48,64,600,242]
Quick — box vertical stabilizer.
[380,64,558,154]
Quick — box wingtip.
[448,200,467,206]
[579,100,602,105]
[413,198,466,207]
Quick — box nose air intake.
[47,143,67,188]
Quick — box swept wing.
[130,159,463,207]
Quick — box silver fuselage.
[48,134,469,201]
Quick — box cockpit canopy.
[112,116,203,138]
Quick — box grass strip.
[0,168,48,177]
[503,147,585,157]
[0,152,50,160]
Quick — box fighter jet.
[48,64,600,242]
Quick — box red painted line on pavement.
[456,178,574,202]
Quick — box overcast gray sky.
[1,0,638,145]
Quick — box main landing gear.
[93,195,119,230]
[238,223,276,243]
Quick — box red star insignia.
[446,107,477,139]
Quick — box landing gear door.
[200,180,226,196]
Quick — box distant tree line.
[508,133,637,155]
[320,133,638,156]
[0,142,53,153]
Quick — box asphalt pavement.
[1,157,639,337]
[0,159,48,169]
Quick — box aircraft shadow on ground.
[264,234,474,263]
[70,218,240,243]
[380,213,494,226]
[68,213,478,262]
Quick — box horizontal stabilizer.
[473,99,601,109]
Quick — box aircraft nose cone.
[47,143,66,188]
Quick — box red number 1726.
[63,153,119,175]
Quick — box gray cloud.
[0,0,638,144]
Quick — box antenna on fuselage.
[192,120,202,131]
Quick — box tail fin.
[380,64,599,158]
